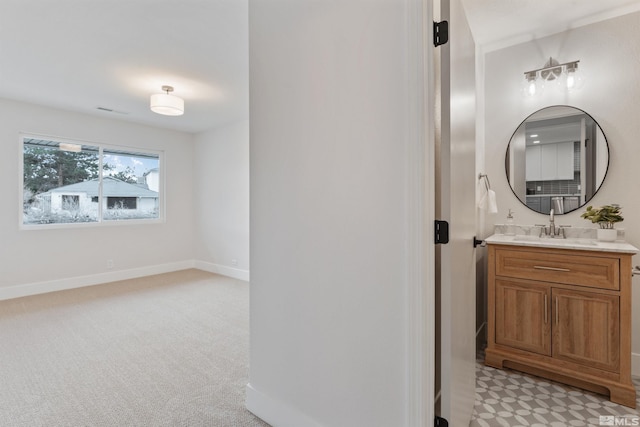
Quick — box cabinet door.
[526,145,541,181]
[540,197,551,215]
[555,141,574,179]
[495,279,551,355]
[552,288,620,372]
[525,196,541,211]
[540,144,558,180]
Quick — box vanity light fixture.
[522,57,583,97]
[150,85,184,116]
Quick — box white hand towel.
[477,178,498,213]
[487,189,498,213]
[477,178,488,210]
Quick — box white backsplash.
[493,224,626,241]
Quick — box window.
[61,195,80,211]
[21,136,162,227]
[107,197,137,210]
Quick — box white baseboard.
[194,260,250,282]
[633,353,640,377]
[0,260,195,301]
[246,383,322,427]
[0,260,250,301]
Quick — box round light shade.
[150,93,184,116]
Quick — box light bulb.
[565,63,583,91]
[521,73,543,97]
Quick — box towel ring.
[478,173,491,190]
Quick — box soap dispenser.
[505,209,515,236]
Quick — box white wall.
[0,98,196,294]
[482,11,640,373]
[193,119,250,280]
[247,0,428,425]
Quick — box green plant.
[580,204,624,229]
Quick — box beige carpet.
[0,269,270,427]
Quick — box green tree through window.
[23,146,101,195]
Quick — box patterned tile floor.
[471,360,640,427]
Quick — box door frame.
[405,0,436,425]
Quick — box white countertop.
[525,194,581,198]
[485,233,639,254]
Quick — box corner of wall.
[194,260,250,282]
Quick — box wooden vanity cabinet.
[552,287,620,372]
[495,280,551,356]
[485,243,636,408]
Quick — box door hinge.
[434,415,449,427]
[433,20,449,47]
[435,220,449,244]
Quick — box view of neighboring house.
[34,176,159,221]
[143,168,159,192]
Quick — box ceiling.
[0,0,248,134]
[1,1,640,135]
[462,0,640,51]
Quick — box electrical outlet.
[231,259,238,267]
[107,260,114,270]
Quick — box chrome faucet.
[549,209,556,237]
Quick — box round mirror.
[505,105,609,215]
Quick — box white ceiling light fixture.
[150,85,184,116]
[59,143,82,152]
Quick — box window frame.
[19,133,165,230]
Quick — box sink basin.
[511,235,598,246]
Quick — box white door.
[435,0,477,425]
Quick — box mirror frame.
[505,105,610,215]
